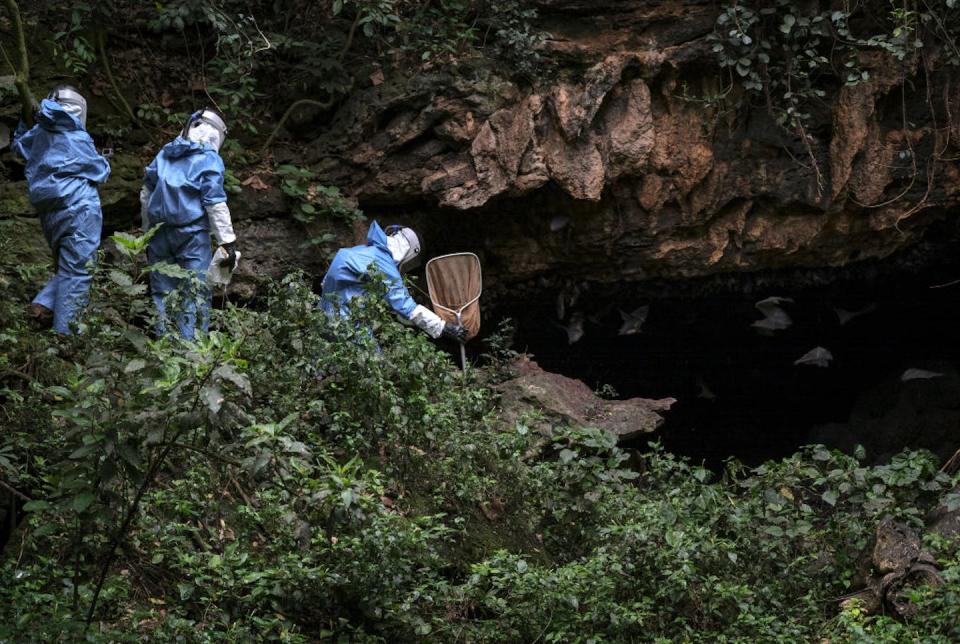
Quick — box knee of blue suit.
[13,99,111,334]
[147,225,213,340]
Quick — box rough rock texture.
[927,488,960,541]
[3,1,959,304]
[842,518,945,619]
[300,0,960,295]
[495,355,675,441]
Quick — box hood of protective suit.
[161,136,216,160]
[143,135,226,232]
[36,99,84,132]
[365,220,390,252]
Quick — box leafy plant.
[277,164,364,225]
[50,8,96,75]
[710,0,960,133]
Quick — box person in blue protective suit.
[320,220,467,342]
[13,86,111,334]
[140,109,237,339]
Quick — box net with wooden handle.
[426,253,482,340]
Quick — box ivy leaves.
[710,0,960,133]
[710,3,835,128]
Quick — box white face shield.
[187,122,224,151]
[387,233,411,265]
[50,86,87,128]
[386,226,421,272]
[184,110,227,151]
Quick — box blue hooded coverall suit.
[13,99,111,334]
[320,221,419,320]
[142,137,227,339]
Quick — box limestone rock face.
[302,0,960,291]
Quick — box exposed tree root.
[840,517,948,619]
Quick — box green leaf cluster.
[1,206,959,642]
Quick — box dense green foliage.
[5,1,548,144]
[2,222,960,641]
[4,1,960,640]
[710,0,960,130]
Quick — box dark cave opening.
[498,235,960,470]
[384,192,960,470]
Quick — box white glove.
[408,304,446,339]
[208,246,241,286]
[206,201,236,245]
[139,186,152,230]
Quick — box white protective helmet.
[49,85,87,128]
[183,108,228,151]
[385,225,422,272]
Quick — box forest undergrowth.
[1,224,959,643]
[2,1,960,637]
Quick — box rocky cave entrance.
[486,225,960,470]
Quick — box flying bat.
[618,305,650,336]
[696,377,717,401]
[752,296,794,332]
[553,311,585,345]
[901,368,944,381]
[550,215,571,232]
[794,346,833,367]
[834,303,878,325]
[555,283,581,320]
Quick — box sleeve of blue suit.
[199,155,227,207]
[12,120,34,162]
[65,134,110,185]
[144,156,158,192]
[371,254,418,318]
[12,120,29,147]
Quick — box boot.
[26,303,54,329]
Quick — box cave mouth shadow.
[506,245,960,470]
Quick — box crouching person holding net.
[319,220,467,343]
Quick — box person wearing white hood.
[320,220,467,342]
[140,109,236,339]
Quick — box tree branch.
[259,97,335,155]
[2,0,37,124]
[258,12,360,157]
[83,346,230,630]
[339,11,362,63]
[0,478,31,501]
[96,29,139,126]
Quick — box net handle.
[425,252,483,317]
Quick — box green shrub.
[1,226,959,641]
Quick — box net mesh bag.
[426,253,482,340]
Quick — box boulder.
[495,355,674,441]
[842,518,945,620]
